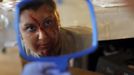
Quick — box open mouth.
[37,46,50,56]
[38,50,48,56]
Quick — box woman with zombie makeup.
[18,0,92,66]
[19,0,61,57]
[16,0,97,75]
[14,2,95,74]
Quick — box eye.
[43,19,53,27]
[24,24,37,32]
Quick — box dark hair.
[19,0,56,15]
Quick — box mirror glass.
[18,0,93,57]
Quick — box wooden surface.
[0,47,22,75]
[70,68,102,75]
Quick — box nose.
[38,29,47,40]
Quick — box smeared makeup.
[20,4,60,56]
[29,14,41,26]
[29,14,56,56]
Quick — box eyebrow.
[42,15,53,22]
[30,14,53,26]
[24,23,34,27]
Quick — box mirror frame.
[14,0,98,70]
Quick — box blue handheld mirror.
[14,0,98,71]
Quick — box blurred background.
[0,0,134,75]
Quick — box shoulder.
[60,26,92,38]
[59,26,92,54]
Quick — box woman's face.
[20,5,60,56]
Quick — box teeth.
[41,50,48,55]
[37,49,48,56]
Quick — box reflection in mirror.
[19,0,92,58]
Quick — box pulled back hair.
[19,0,57,15]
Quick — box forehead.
[20,5,54,21]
